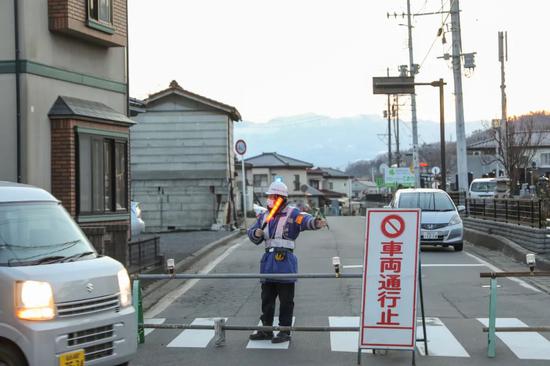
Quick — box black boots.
[271,331,291,343]
[249,330,273,340]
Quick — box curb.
[140,230,244,309]
[465,227,550,271]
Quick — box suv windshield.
[471,181,497,192]
[398,192,455,211]
[0,202,97,266]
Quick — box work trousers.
[260,282,295,330]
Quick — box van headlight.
[16,281,55,321]
[449,214,462,226]
[117,268,132,308]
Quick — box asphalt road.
[133,216,550,366]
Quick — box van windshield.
[398,192,455,211]
[0,202,97,266]
[471,181,497,192]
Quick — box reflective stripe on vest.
[263,208,295,250]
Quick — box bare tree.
[481,117,543,191]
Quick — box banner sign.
[384,167,415,187]
[359,209,421,350]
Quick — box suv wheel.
[454,242,464,252]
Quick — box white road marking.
[477,318,550,360]
[342,264,486,269]
[145,240,244,318]
[465,252,541,293]
[328,317,372,353]
[416,317,469,357]
[421,264,485,267]
[167,317,227,348]
[246,317,295,349]
[144,318,166,336]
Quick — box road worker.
[247,181,326,343]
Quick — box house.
[130,81,241,231]
[0,0,132,264]
[352,179,379,198]
[318,167,353,197]
[243,152,313,208]
[467,130,550,181]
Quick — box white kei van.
[469,178,510,199]
[0,182,136,366]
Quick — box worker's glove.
[254,229,264,238]
[314,218,327,229]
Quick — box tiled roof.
[143,80,241,121]
[245,152,313,168]
[48,96,134,125]
[319,167,352,178]
[468,130,550,149]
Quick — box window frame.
[76,129,128,217]
[86,0,115,34]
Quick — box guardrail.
[479,271,550,358]
[467,198,546,228]
[128,236,163,273]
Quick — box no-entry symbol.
[380,215,406,238]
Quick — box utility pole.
[406,0,421,188]
[393,96,400,167]
[450,0,469,197]
[498,31,508,178]
[387,68,392,167]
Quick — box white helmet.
[266,181,288,197]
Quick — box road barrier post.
[214,318,226,347]
[488,276,497,358]
[133,280,145,344]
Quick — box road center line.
[145,240,244,318]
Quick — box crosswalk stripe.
[328,317,371,353]
[416,317,469,357]
[477,318,550,360]
[167,317,227,348]
[144,318,166,337]
[246,317,295,349]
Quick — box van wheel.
[454,243,464,252]
[0,342,27,366]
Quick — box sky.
[129,0,550,125]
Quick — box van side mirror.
[457,205,466,213]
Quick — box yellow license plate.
[59,349,85,366]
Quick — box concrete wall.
[464,217,550,253]
[0,74,18,181]
[0,2,15,59]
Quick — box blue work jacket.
[247,205,318,283]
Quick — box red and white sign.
[359,209,421,350]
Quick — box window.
[329,182,334,190]
[309,180,319,189]
[253,174,268,188]
[541,153,550,167]
[294,175,300,191]
[78,133,127,215]
[88,0,112,24]
[398,192,455,211]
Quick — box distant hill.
[235,114,484,169]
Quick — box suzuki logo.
[86,283,94,293]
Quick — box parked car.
[131,201,145,237]
[469,177,510,199]
[0,182,136,366]
[389,188,465,251]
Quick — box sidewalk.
[135,229,243,311]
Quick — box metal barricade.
[479,271,550,358]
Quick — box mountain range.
[234,114,485,169]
